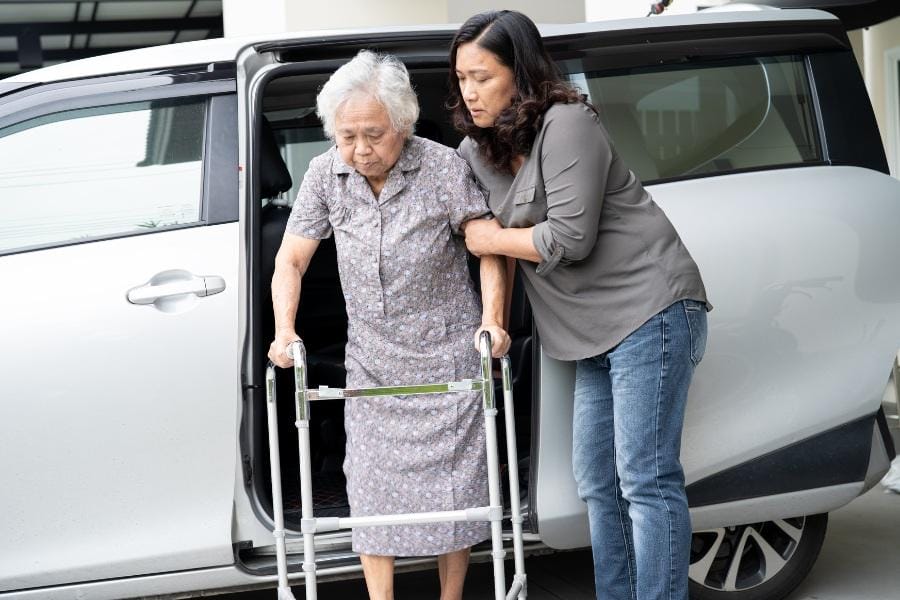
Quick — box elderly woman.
[267,50,510,600]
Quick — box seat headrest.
[259,116,293,200]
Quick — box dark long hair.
[448,10,590,174]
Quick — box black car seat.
[258,117,348,515]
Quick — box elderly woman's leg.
[360,554,394,600]
[437,547,471,600]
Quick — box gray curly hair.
[316,50,420,139]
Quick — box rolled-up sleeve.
[445,153,491,235]
[532,105,612,276]
[286,155,332,240]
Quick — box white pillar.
[222,0,290,36]
[223,0,589,37]
[284,1,449,31]
[224,0,449,35]
[447,0,584,24]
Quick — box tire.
[688,513,828,600]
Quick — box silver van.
[1,7,897,600]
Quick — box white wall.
[223,0,587,36]
[222,0,290,36]
[446,0,584,24]
[585,0,730,22]
[861,16,900,176]
[284,0,448,31]
[225,0,734,36]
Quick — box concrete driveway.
[224,484,900,599]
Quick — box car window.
[568,56,821,182]
[0,97,206,253]
[271,120,331,206]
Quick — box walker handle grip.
[479,330,493,362]
[284,339,306,362]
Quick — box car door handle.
[127,270,226,305]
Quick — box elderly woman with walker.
[268,50,511,600]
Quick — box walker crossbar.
[264,331,527,600]
[305,379,485,400]
[302,505,501,534]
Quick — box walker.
[264,331,527,599]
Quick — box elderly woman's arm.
[475,253,512,358]
[268,233,321,368]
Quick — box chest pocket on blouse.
[508,185,547,228]
[514,186,535,205]
[329,205,355,232]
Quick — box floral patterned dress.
[286,136,491,556]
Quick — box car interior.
[251,68,535,531]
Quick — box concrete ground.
[789,483,900,600]
[226,483,900,599]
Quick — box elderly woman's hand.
[463,217,502,257]
[268,330,302,368]
[474,323,511,358]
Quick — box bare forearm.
[479,254,507,327]
[491,227,543,263]
[271,261,302,336]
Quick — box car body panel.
[690,482,862,531]
[662,166,900,479]
[2,565,262,600]
[729,0,900,29]
[534,166,900,548]
[0,224,240,590]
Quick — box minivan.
[1,7,897,600]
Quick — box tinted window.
[569,56,821,182]
[0,97,206,253]
[272,122,331,206]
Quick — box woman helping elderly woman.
[267,51,509,600]
[451,11,709,600]
[270,12,710,597]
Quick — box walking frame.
[264,331,527,600]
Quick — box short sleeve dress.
[286,136,491,556]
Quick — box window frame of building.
[885,45,900,178]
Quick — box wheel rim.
[689,517,806,592]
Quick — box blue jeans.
[573,300,707,600]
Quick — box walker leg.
[265,366,297,600]
[480,333,507,600]
[501,357,527,599]
[272,335,526,600]
[290,342,317,600]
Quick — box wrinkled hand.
[268,331,301,368]
[464,218,502,257]
[474,323,511,358]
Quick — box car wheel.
[688,513,828,600]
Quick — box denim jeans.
[573,299,707,600]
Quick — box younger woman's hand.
[463,217,502,257]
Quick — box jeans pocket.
[682,300,708,366]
